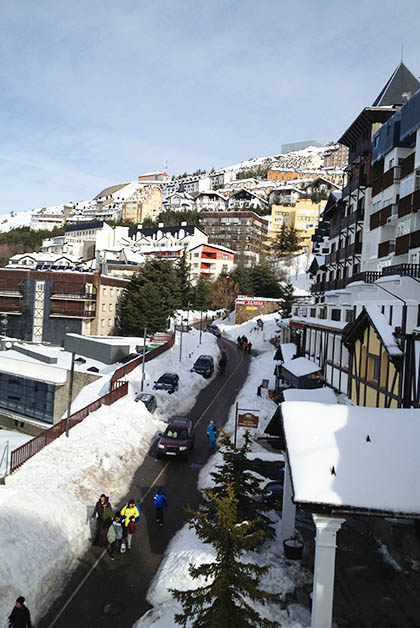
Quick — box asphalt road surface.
[38,337,251,628]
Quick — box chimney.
[158,222,164,228]
[138,223,143,229]
[181,221,187,226]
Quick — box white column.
[311,514,345,628]
[280,460,296,546]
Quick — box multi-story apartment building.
[322,143,349,169]
[311,62,420,294]
[0,269,127,344]
[187,243,235,282]
[288,62,420,410]
[199,211,269,266]
[163,192,195,212]
[120,184,162,223]
[195,191,227,212]
[270,199,325,253]
[226,189,269,212]
[366,89,420,270]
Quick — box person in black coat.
[8,596,31,628]
[90,494,113,546]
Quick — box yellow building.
[342,307,403,408]
[270,199,325,253]
[122,185,162,223]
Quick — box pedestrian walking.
[106,512,123,560]
[237,336,242,349]
[206,420,218,450]
[247,341,252,355]
[243,340,248,353]
[90,494,113,546]
[8,596,31,628]
[121,499,141,548]
[153,486,168,526]
[218,355,227,374]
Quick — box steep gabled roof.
[372,62,420,107]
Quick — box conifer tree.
[278,282,295,317]
[177,252,192,309]
[192,277,210,310]
[209,430,275,540]
[170,483,278,628]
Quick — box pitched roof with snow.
[282,401,420,517]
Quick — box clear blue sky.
[1,0,419,213]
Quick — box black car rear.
[192,355,214,378]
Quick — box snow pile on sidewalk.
[134,314,313,628]
[220,311,281,352]
[0,328,219,624]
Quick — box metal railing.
[9,379,128,474]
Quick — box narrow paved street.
[38,338,251,628]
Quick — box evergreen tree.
[272,224,290,257]
[117,259,180,334]
[278,282,295,317]
[287,226,300,254]
[192,277,210,311]
[209,431,275,539]
[170,483,278,628]
[177,252,193,309]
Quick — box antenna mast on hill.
[164,157,168,173]
[401,42,404,63]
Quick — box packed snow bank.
[134,314,313,627]
[0,429,32,476]
[0,328,219,624]
[219,311,281,352]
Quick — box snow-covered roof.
[282,401,420,516]
[365,305,403,357]
[0,355,67,384]
[283,387,337,404]
[281,357,321,377]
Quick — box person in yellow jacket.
[120,499,141,549]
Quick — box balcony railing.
[311,266,420,293]
[50,308,96,318]
[400,152,415,179]
[378,240,395,258]
[51,292,96,301]
[398,193,413,217]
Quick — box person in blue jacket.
[153,486,168,526]
[207,420,218,450]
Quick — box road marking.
[46,340,246,627]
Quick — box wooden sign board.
[238,412,259,429]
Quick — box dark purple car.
[156,417,194,459]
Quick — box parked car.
[191,354,214,378]
[134,392,157,413]
[206,324,221,338]
[156,417,194,459]
[153,372,179,394]
[175,323,193,332]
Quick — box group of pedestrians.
[90,489,167,560]
[237,335,252,354]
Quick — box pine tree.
[278,282,295,316]
[272,225,300,257]
[177,252,193,309]
[192,277,210,310]
[286,226,300,254]
[209,430,275,540]
[170,482,278,628]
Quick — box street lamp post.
[65,352,75,437]
[179,316,188,362]
[199,310,203,345]
[141,327,147,391]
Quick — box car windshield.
[164,428,188,440]
[196,358,210,366]
[159,375,175,384]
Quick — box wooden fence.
[9,333,175,474]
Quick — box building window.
[367,354,380,383]
[331,309,341,321]
[101,319,105,327]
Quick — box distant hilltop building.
[281,140,323,153]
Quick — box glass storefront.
[0,373,55,423]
